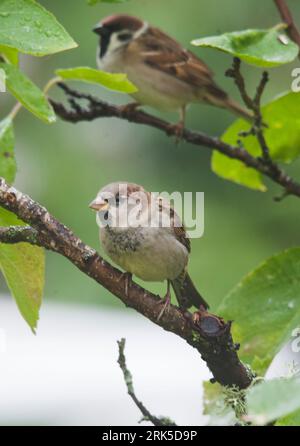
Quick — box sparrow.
[93,14,252,134]
[89,182,209,318]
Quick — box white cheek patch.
[107,32,124,53]
[96,33,124,69]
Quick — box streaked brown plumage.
[94,14,252,130]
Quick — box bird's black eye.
[117,32,132,42]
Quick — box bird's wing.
[156,195,191,253]
[129,26,226,97]
[173,225,191,253]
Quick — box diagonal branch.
[50,83,300,200]
[117,338,176,426]
[0,177,253,389]
[274,0,300,56]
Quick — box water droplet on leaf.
[278,34,289,45]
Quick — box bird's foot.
[167,121,185,144]
[119,102,140,117]
[117,272,132,297]
[157,292,171,321]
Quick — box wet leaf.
[192,26,299,67]
[1,62,56,123]
[218,248,300,375]
[0,0,77,56]
[246,378,300,425]
[0,208,44,332]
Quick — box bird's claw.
[167,121,185,144]
[157,293,171,321]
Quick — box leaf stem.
[43,76,62,95]
[8,102,22,121]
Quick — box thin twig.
[226,59,272,163]
[225,58,254,111]
[0,177,253,389]
[50,83,300,200]
[117,338,176,426]
[254,71,269,106]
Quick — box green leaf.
[0,44,18,65]
[0,208,44,332]
[56,67,137,93]
[246,378,300,425]
[0,62,56,123]
[218,248,300,375]
[276,409,300,426]
[212,152,265,192]
[192,26,299,67]
[212,92,300,191]
[88,0,128,4]
[0,117,16,183]
[0,0,77,56]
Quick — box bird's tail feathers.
[200,84,253,122]
[171,273,209,310]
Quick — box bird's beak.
[92,23,104,36]
[89,198,109,212]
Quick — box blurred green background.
[1,0,300,312]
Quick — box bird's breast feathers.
[97,37,208,111]
[100,226,188,282]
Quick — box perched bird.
[93,14,252,134]
[89,182,209,319]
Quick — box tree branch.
[274,0,300,55]
[50,83,300,200]
[117,338,176,426]
[0,177,253,389]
